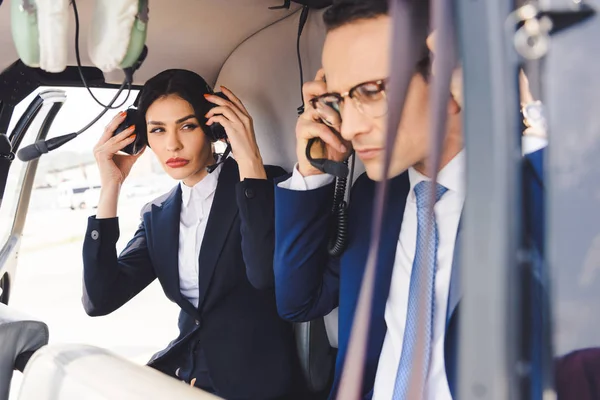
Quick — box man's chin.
[364,167,385,182]
[363,162,409,182]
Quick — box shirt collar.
[180,163,222,208]
[408,149,465,199]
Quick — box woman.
[82,69,301,399]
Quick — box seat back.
[18,344,220,400]
[0,303,48,400]
[294,317,335,393]
[214,6,351,394]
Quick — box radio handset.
[305,133,354,257]
[303,73,354,256]
[306,138,349,179]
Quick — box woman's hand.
[204,87,266,180]
[93,112,145,219]
[93,111,145,188]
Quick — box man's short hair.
[323,0,388,32]
[323,0,430,81]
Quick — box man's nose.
[340,100,371,142]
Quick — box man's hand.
[296,69,350,177]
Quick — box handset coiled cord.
[327,154,355,257]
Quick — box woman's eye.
[149,128,164,134]
[182,123,198,131]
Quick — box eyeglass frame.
[308,78,389,127]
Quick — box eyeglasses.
[309,79,388,128]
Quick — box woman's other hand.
[204,87,266,180]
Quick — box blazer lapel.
[373,173,411,308]
[150,185,198,318]
[197,158,239,312]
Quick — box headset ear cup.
[208,123,227,142]
[88,0,147,73]
[206,91,229,142]
[37,0,69,72]
[120,0,149,69]
[11,0,41,68]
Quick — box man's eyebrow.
[147,115,196,125]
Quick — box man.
[274,0,545,399]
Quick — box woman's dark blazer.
[81,158,300,399]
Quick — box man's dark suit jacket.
[274,149,546,399]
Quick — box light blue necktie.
[392,181,448,400]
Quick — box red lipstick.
[166,157,189,168]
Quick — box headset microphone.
[16,83,126,162]
[17,133,77,162]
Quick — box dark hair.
[323,0,431,81]
[135,69,216,143]
[323,0,388,31]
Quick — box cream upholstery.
[18,344,221,400]
[216,8,363,352]
[215,8,327,171]
[215,7,365,175]
[0,303,48,400]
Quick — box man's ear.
[448,94,461,115]
[449,68,463,109]
[426,32,435,53]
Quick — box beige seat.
[215,8,347,393]
[0,303,48,400]
[18,344,221,400]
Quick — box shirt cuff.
[277,164,335,191]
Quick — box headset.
[113,89,230,172]
[10,0,148,73]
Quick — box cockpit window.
[2,86,178,370]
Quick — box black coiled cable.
[293,5,353,257]
[328,155,355,257]
[328,165,348,257]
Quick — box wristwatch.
[521,100,547,136]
